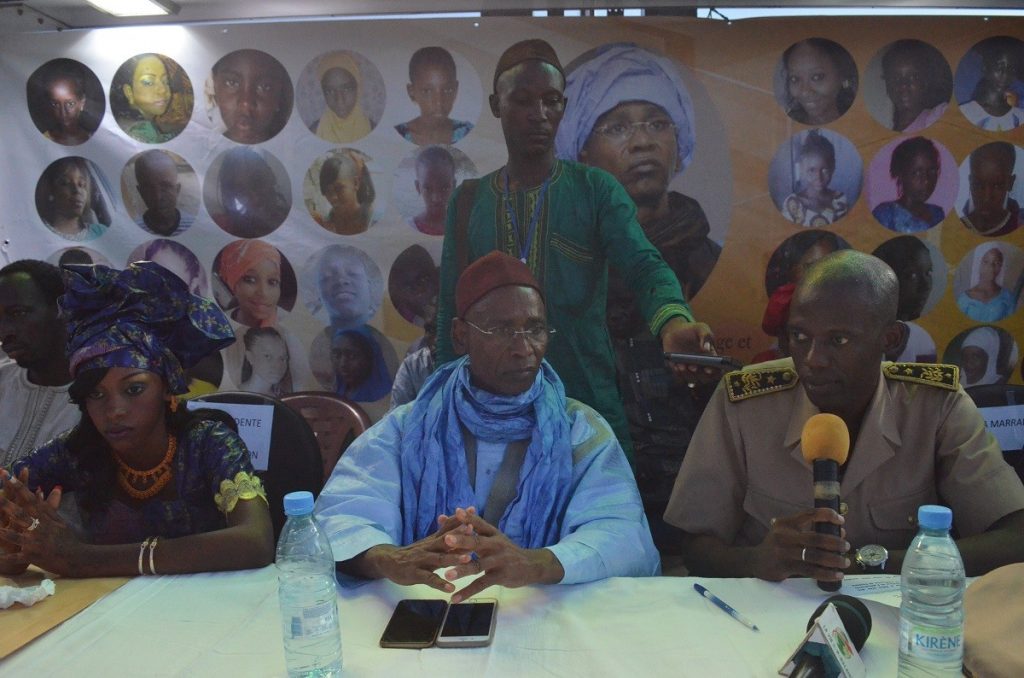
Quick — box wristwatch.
[855,544,889,574]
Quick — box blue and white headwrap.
[555,42,696,176]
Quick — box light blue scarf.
[400,356,573,548]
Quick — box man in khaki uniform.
[665,250,1024,581]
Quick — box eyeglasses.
[591,119,677,143]
[464,320,555,347]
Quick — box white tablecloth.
[1,568,899,676]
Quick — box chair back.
[281,391,372,482]
[965,384,1024,483]
[192,391,323,539]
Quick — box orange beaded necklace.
[112,435,178,500]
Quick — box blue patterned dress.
[13,420,265,545]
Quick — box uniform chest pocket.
[867,487,934,537]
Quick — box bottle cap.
[918,504,952,530]
[283,491,314,516]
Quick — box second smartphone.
[435,599,498,648]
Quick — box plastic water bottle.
[277,491,342,678]
[897,505,965,677]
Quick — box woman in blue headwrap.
[556,43,696,177]
[0,262,273,577]
[554,42,719,301]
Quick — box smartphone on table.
[379,599,448,649]
[435,599,498,648]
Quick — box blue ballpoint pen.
[693,583,760,631]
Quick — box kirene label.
[899,618,964,662]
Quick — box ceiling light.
[86,0,179,17]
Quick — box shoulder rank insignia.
[726,365,799,402]
[882,362,959,391]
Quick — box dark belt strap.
[461,427,529,522]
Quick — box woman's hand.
[0,469,82,577]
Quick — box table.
[0,568,128,660]
[1,569,900,676]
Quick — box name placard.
[978,405,1024,453]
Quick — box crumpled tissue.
[0,579,55,609]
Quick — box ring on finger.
[801,547,807,562]
[26,517,39,532]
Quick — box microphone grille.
[801,413,850,464]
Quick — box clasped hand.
[373,507,558,602]
[754,508,851,583]
[0,468,74,575]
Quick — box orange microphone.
[801,413,850,592]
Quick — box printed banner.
[1,15,1022,425]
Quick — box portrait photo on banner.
[34,156,114,243]
[953,241,1024,324]
[955,141,1024,238]
[954,35,1024,133]
[206,48,294,144]
[392,144,478,237]
[862,38,953,134]
[866,135,958,233]
[296,50,386,144]
[392,45,483,146]
[204,147,292,238]
[774,37,859,126]
[110,53,194,144]
[768,128,862,228]
[26,58,105,146]
[120,149,200,238]
[945,325,1020,388]
[303,148,380,236]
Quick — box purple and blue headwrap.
[61,261,235,394]
[555,42,696,176]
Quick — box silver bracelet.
[148,537,159,576]
[138,538,152,576]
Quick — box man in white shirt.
[0,260,78,466]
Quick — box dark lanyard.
[503,167,552,263]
